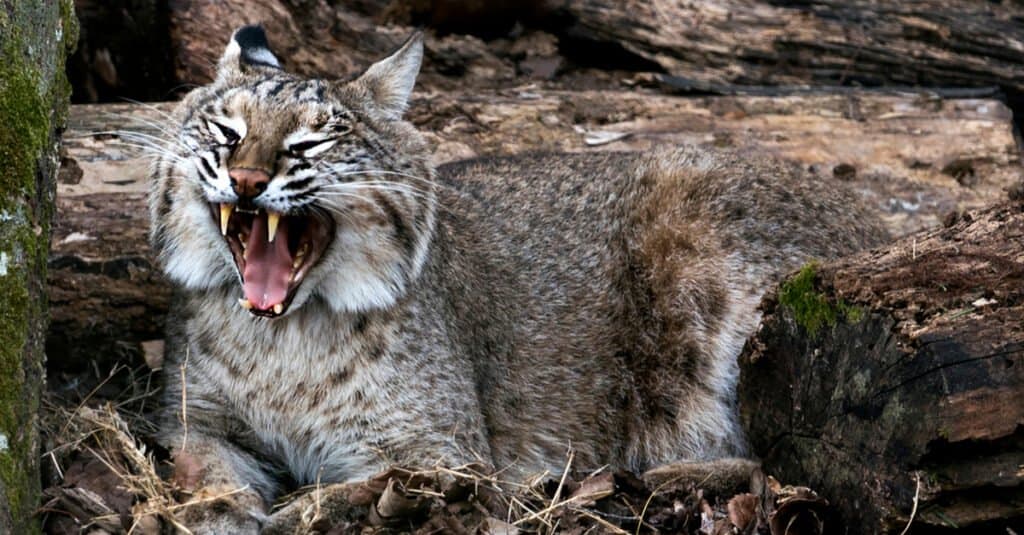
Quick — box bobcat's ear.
[353,33,423,119]
[217,25,281,80]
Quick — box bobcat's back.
[415,148,885,472]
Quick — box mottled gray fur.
[148,26,886,533]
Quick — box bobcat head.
[149,26,436,318]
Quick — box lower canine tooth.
[238,298,253,310]
[273,304,284,314]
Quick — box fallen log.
[552,0,1024,93]
[50,89,1021,387]
[737,201,1024,532]
[162,0,1024,96]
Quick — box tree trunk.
[0,1,77,532]
[738,201,1024,532]
[48,89,1021,384]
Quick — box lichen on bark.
[0,1,77,532]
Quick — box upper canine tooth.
[267,212,280,243]
[219,203,234,235]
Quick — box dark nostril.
[228,167,271,199]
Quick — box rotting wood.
[161,0,1024,97]
[737,200,1024,532]
[553,0,1024,93]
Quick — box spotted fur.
[149,26,887,532]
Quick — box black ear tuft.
[232,25,281,69]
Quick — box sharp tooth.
[238,298,252,310]
[267,212,280,243]
[273,303,284,314]
[219,204,233,235]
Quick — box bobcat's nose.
[229,167,271,202]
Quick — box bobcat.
[149,25,885,532]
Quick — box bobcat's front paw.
[262,483,369,534]
[176,486,266,535]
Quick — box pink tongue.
[242,214,293,311]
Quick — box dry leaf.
[727,493,759,532]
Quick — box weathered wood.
[737,201,1024,532]
[164,0,1024,97]
[50,89,1021,382]
[166,0,518,93]
[553,0,1024,93]
[0,1,77,532]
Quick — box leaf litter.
[40,377,829,534]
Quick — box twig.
[570,506,631,535]
[635,473,687,535]
[514,449,575,528]
[180,346,190,452]
[899,471,921,535]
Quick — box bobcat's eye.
[207,120,240,147]
[287,138,337,158]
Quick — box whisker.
[82,130,198,161]
[308,190,378,206]
[318,182,433,199]
[115,98,178,123]
[113,142,191,165]
[100,110,180,140]
[318,166,444,188]
[312,187,457,217]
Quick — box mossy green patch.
[0,1,77,532]
[778,263,865,337]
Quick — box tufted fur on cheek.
[149,158,239,291]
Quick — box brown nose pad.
[229,167,271,201]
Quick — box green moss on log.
[0,1,77,532]
[778,263,864,336]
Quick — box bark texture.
[738,201,1024,532]
[164,0,1024,93]
[551,0,1024,92]
[0,1,77,532]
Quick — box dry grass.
[40,378,816,535]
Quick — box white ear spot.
[244,47,280,69]
[217,25,282,77]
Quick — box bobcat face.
[150,26,436,317]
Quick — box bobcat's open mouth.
[210,203,332,318]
